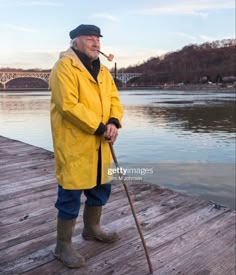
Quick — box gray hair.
[70,37,80,47]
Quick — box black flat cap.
[69,24,103,39]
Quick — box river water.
[0,89,235,209]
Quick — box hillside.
[122,39,236,86]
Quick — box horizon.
[0,0,235,70]
[0,38,235,71]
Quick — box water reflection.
[145,101,235,134]
[0,90,235,209]
[0,92,51,150]
[117,90,235,164]
[0,93,50,111]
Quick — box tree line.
[1,39,235,88]
[120,39,236,86]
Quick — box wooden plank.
[143,211,235,275]
[0,196,214,273]
[0,189,199,272]
[0,136,235,275]
[74,208,232,275]
[0,188,56,210]
[0,183,54,204]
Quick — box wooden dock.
[0,135,235,275]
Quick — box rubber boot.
[54,218,85,268]
[82,205,119,243]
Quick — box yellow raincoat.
[49,48,123,190]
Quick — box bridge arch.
[111,72,143,84]
[7,77,48,89]
[0,71,143,89]
[0,71,50,89]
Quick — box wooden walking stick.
[109,143,153,274]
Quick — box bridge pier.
[0,82,6,89]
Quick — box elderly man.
[49,24,123,268]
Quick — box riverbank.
[118,83,236,91]
[0,83,235,93]
[0,88,49,92]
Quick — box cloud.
[100,46,167,68]
[0,0,63,7]
[28,49,61,54]
[0,49,60,69]
[198,34,236,42]
[23,1,63,7]
[175,32,218,43]
[174,32,236,47]
[198,34,217,42]
[175,32,198,42]
[90,13,117,21]
[0,24,36,33]
[131,0,235,17]
[175,32,235,44]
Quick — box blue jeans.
[55,183,111,220]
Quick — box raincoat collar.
[71,47,100,82]
[60,48,100,83]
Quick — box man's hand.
[103,123,118,143]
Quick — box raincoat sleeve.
[50,61,101,134]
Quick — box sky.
[0,0,235,70]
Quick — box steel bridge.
[0,71,50,89]
[111,72,143,84]
[0,71,142,89]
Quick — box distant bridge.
[111,72,143,84]
[0,71,50,89]
[0,71,142,89]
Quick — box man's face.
[76,35,100,61]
